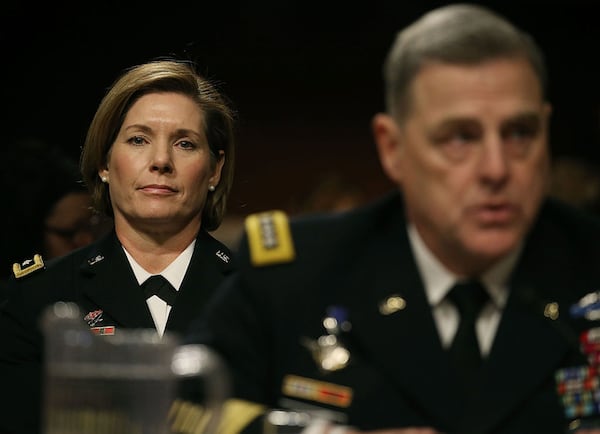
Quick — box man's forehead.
[406,59,544,116]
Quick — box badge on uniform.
[555,290,600,431]
[90,326,115,336]
[84,309,104,327]
[83,309,115,336]
[282,375,353,408]
[570,291,600,321]
[303,306,351,372]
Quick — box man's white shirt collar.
[406,223,520,311]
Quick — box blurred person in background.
[293,173,367,215]
[549,155,600,216]
[0,138,99,295]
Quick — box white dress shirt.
[123,240,195,337]
[407,224,521,356]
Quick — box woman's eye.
[128,136,146,146]
[177,140,196,150]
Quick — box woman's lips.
[139,184,178,194]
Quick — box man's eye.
[434,130,478,162]
[434,127,478,145]
[450,131,476,143]
[503,124,538,157]
[504,125,535,141]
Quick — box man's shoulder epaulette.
[245,210,295,267]
[13,254,45,279]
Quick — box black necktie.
[447,280,489,394]
[141,275,178,306]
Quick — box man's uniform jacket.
[189,192,600,434]
[0,229,234,434]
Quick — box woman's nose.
[150,144,173,173]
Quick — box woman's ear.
[98,167,109,183]
[208,150,225,189]
[372,113,404,185]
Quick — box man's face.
[375,58,551,275]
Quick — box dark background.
[2,1,599,216]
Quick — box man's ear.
[372,113,403,185]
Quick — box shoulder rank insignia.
[13,254,45,279]
[245,210,295,266]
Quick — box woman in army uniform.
[0,58,237,434]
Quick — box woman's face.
[99,92,224,234]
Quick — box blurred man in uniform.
[186,4,600,434]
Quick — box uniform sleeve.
[185,268,272,434]
[0,278,45,434]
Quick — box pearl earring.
[101,176,108,183]
[208,185,216,192]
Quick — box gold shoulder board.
[245,210,295,266]
[13,254,45,279]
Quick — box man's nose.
[478,136,509,185]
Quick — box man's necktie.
[447,280,489,393]
[141,275,178,306]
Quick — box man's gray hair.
[383,3,547,122]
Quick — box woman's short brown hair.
[80,58,236,231]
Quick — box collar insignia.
[216,250,230,263]
[13,254,45,279]
[379,295,407,315]
[87,254,105,266]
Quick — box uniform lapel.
[461,284,573,433]
[461,203,592,433]
[340,198,459,429]
[166,231,234,335]
[79,231,155,329]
